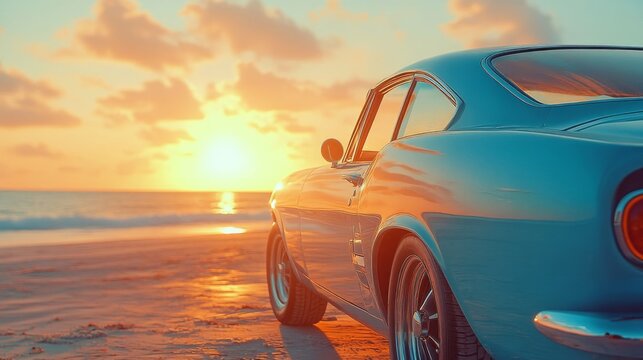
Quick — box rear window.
[492,48,643,105]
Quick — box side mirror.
[320,138,343,167]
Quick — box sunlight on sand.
[215,283,259,298]
[215,226,247,234]
[0,232,389,358]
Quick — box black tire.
[388,235,491,360]
[266,230,327,325]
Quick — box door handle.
[342,173,363,187]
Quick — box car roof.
[392,45,643,130]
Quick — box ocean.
[0,191,272,247]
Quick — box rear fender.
[368,213,443,322]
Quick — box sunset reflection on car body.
[266,46,643,360]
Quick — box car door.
[298,75,414,307]
[357,74,462,316]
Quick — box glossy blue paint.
[374,215,443,264]
[298,163,371,306]
[268,46,643,359]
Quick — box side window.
[358,82,411,161]
[396,80,456,139]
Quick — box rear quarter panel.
[359,130,643,359]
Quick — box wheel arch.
[268,216,306,284]
[370,213,444,321]
[269,210,285,246]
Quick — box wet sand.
[0,230,389,359]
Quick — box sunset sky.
[1,0,641,191]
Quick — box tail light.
[615,190,643,263]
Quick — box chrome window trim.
[613,189,643,266]
[392,72,462,140]
[482,45,643,108]
[391,80,417,140]
[412,72,460,108]
[343,70,462,164]
[343,89,375,163]
[345,73,414,163]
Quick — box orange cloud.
[205,83,221,101]
[139,126,194,146]
[61,0,211,71]
[0,67,59,97]
[309,0,368,22]
[0,66,80,128]
[275,113,316,133]
[249,121,278,133]
[230,63,369,112]
[98,78,203,123]
[7,143,64,159]
[251,113,315,134]
[185,0,325,60]
[444,0,559,48]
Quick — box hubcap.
[395,255,440,360]
[269,236,291,310]
[412,310,430,339]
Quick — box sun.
[200,137,250,179]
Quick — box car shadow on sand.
[279,324,342,359]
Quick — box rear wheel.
[266,231,327,325]
[388,236,491,359]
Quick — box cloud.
[230,63,370,112]
[277,113,315,133]
[0,67,59,97]
[185,0,326,60]
[250,113,315,134]
[98,78,203,123]
[61,0,211,71]
[7,143,64,159]
[0,97,82,128]
[0,66,80,128]
[205,82,221,101]
[444,0,559,48]
[139,126,194,146]
[309,0,368,22]
[249,121,278,134]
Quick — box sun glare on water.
[216,191,236,214]
[210,192,246,234]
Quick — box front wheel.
[388,235,491,360]
[266,230,327,325]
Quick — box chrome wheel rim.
[269,236,291,309]
[394,255,440,360]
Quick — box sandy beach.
[0,230,389,359]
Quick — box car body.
[266,45,643,359]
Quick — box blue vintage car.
[266,46,643,359]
